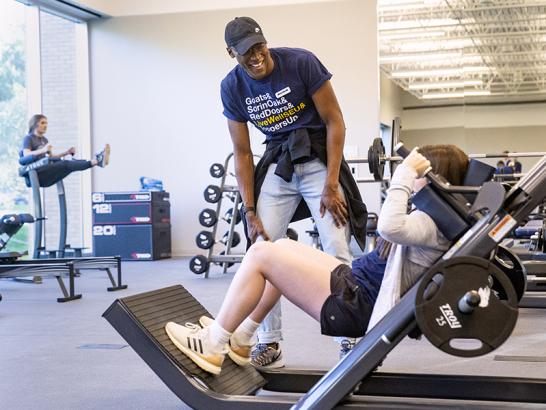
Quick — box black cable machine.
[103,144,546,409]
[16,158,127,293]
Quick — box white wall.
[402,102,546,131]
[379,72,403,126]
[400,102,546,171]
[88,0,380,255]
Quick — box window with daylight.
[0,1,29,252]
[0,0,92,254]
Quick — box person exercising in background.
[503,150,522,173]
[20,114,110,187]
[220,16,367,367]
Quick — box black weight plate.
[203,185,222,203]
[415,256,518,358]
[286,228,298,241]
[224,208,241,225]
[196,231,214,249]
[210,163,225,178]
[491,245,527,301]
[199,208,218,227]
[368,138,385,181]
[221,231,240,247]
[189,255,209,274]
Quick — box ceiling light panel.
[378,0,546,101]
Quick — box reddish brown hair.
[418,144,469,186]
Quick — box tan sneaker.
[96,144,110,167]
[198,316,252,366]
[165,321,226,375]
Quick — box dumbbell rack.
[191,153,245,278]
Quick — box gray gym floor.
[1,257,546,409]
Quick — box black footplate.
[103,285,265,396]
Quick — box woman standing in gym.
[166,144,470,375]
[19,114,111,187]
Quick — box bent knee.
[274,238,292,247]
[246,240,275,259]
[246,240,285,267]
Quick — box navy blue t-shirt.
[20,133,49,159]
[351,249,387,304]
[221,47,332,138]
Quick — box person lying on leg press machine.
[165,144,468,374]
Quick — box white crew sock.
[232,317,260,347]
[208,321,232,354]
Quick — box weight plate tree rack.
[191,153,244,278]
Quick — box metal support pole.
[57,180,67,258]
[29,170,42,259]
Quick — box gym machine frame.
[0,261,81,302]
[104,145,546,409]
[18,158,127,292]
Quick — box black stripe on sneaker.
[198,339,203,354]
[193,338,197,352]
[187,337,191,348]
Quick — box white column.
[75,22,93,251]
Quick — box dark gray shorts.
[320,264,372,338]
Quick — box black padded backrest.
[464,159,495,186]
[412,185,470,241]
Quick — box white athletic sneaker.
[199,315,214,328]
[165,321,226,375]
[198,316,252,367]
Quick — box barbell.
[351,138,546,181]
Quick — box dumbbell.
[198,208,241,227]
[195,230,241,250]
[210,163,225,178]
[203,185,238,204]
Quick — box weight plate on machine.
[189,255,209,274]
[415,256,518,358]
[199,208,218,227]
[210,163,225,178]
[491,245,527,301]
[368,137,386,181]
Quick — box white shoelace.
[184,322,203,333]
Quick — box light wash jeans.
[256,159,352,343]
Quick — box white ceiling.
[72,0,337,17]
[378,0,546,102]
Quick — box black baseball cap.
[225,17,266,55]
